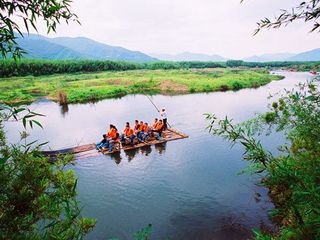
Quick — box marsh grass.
[0,68,282,104]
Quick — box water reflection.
[155,142,167,154]
[123,143,166,162]
[140,145,152,156]
[110,151,122,165]
[60,103,69,117]
[123,149,137,162]
[107,143,168,164]
[169,207,252,240]
[169,207,275,240]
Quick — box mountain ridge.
[17,33,157,62]
[13,33,320,62]
[152,50,320,62]
[287,48,320,61]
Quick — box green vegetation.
[206,79,320,239]
[0,59,319,78]
[0,59,226,77]
[0,106,96,239]
[0,68,282,104]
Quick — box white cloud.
[27,0,319,58]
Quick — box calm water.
[4,72,312,240]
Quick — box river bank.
[0,68,283,104]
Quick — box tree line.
[0,59,319,77]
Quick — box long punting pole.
[145,95,172,128]
[146,95,160,112]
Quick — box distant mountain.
[11,33,320,62]
[244,53,295,62]
[150,52,226,61]
[152,49,320,62]
[16,37,85,60]
[16,33,157,62]
[287,48,320,61]
[49,37,157,62]
[243,55,270,62]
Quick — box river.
[4,71,312,239]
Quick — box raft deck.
[43,128,188,160]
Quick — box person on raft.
[134,120,140,132]
[96,124,120,152]
[152,119,164,139]
[96,124,115,149]
[139,121,144,131]
[120,122,135,145]
[138,122,152,142]
[160,108,167,130]
[135,120,144,139]
[96,134,108,149]
[152,118,158,129]
[108,126,120,152]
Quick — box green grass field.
[0,68,283,104]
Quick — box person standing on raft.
[160,108,167,130]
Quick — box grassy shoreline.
[0,68,283,105]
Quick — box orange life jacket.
[107,128,114,138]
[111,129,118,138]
[124,127,134,137]
[115,132,120,142]
[139,124,144,131]
[143,125,149,133]
[152,121,158,129]
[129,128,134,136]
[155,122,163,131]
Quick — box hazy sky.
[28,0,319,58]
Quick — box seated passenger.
[135,120,143,138]
[134,120,140,133]
[108,126,120,152]
[120,122,135,145]
[139,121,144,132]
[152,119,164,139]
[96,134,108,149]
[96,124,114,149]
[139,122,151,142]
[152,118,158,130]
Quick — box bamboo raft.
[43,129,188,160]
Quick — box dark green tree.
[0,0,79,59]
[246,0,320,34]
[226,60,244,67]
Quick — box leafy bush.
[189,87,196,93]
[0,106,96,239]
[226,60,244,67]
[231,81,244,90]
